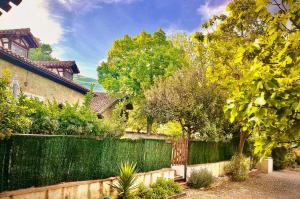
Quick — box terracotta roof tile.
[33,61,80,73]
[0,28,38,48]
[91,92,118,114]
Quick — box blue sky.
[0,0,229,79]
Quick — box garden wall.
[0,168,175,199]
[172,161,230,178]
[0,135,172,192]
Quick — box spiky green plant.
[112,162,138,199]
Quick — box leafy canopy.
[29,38,57,61]
[203,0,300,155]
[146,66,234,141]
[98,29,186,132]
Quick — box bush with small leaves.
[296,156,300,166]
[135,178,182,199]
[225,154,249,181]
[187,169,214,188]
[272,147,288,170]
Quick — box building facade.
[0,28,88,104]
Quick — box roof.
[0,0,22,16]
[33,61,80,74]
[91,92,118,114]
[0,28,38,48]
[0,46,89,94]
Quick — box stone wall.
[0,59,85,104]
[0,168,175,199]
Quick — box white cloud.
[0,0,63,45]
[164,25,190,36]
[57,0,138,12]
[197,1,229,20]
[52,45,67,59]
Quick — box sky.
[0,0,229,79]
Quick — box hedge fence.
[188,140,237,165]
[0,135,239,192]
[0,135,172,192]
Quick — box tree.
[202,0,266,155]
[29,38,57,61]
[146,66,234,141]
[225,0,300,156]
[203,0,300,156]
[98,29,186,133]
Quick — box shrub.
[187,169,214,188]
[225,154,249,181]
[272,147,288,170]
[0,70,32,138]
[112,162,138,199]
[135,178,182,199]
[296,156,300,166]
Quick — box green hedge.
[188,140,237,165]
[0,135,172,192]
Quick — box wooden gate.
[171,139,188,165]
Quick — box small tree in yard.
[146,66,234,141]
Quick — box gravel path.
[184,168,300,199]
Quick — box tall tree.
[203,0,300,156]
[225,0,300,156]
[98,29,186,133]
[202,0,266,155]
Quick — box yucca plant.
[112,162,138,199]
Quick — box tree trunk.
[146,116,153,134]
[184,129,191,181]
[238,130,247,156]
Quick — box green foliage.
[225,154,249,181]
[135,184,149,199]
[0,135,172,192]
[188,140,237,165]
[98,29,186,133]
[112,162,138,199]
[0,69,112,137]
[57,102,106,136]
[0,70,32,138]
[103,100,127,137]
[135,178,182,199]
[187,169,214,188]
[28,39,57,61]
[156,121,182,138]
[295,156,300,166]
[0,73,110,137]
[271,147,288,170]
[210,0,300,156]
[19,97,60,134]
[146,66,235,140]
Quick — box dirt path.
[184,168,300,199]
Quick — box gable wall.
[0,58,85,104]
